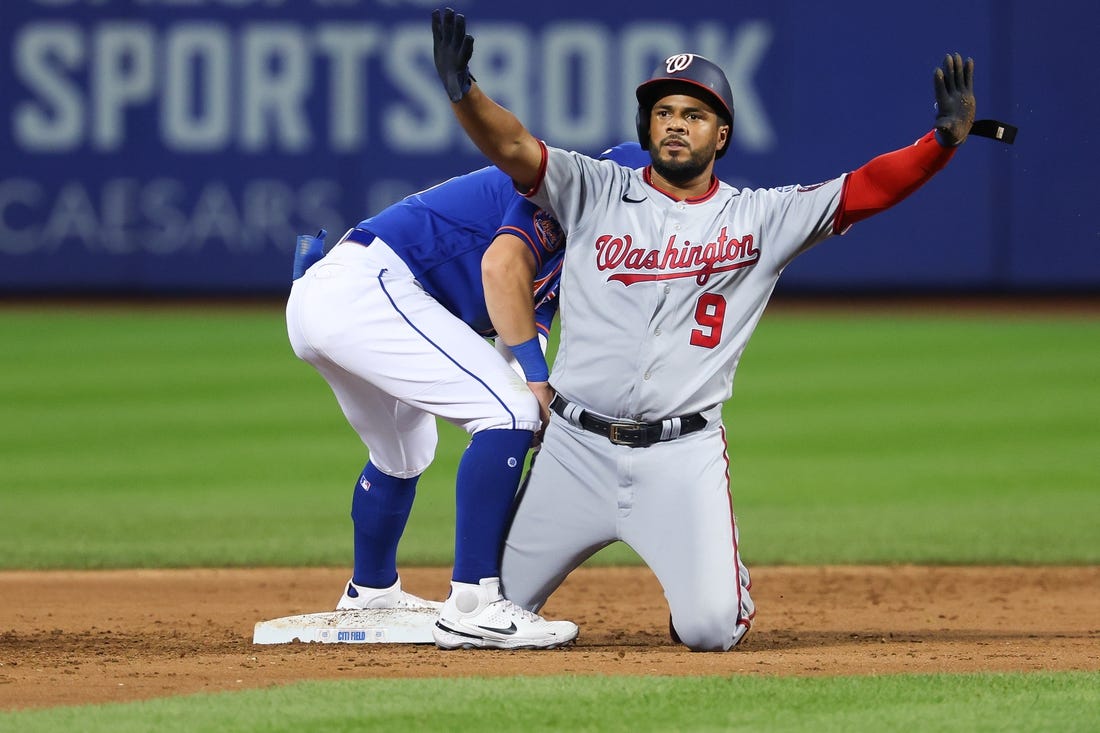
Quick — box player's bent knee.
[464,392,540,434]
[677,630,731,653]
[368,460,432,480]
[673,609,745,652]
[366,440,436,479]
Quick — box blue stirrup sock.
[452,428,533,584]
[350,461,419,588]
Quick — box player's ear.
[717,123,730,150]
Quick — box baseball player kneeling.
[432,7,1002,650]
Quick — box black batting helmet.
[635,54,735,158]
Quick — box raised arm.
[837,53,976,231]
[432,8,544,192]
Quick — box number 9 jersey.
[524,144,846,420]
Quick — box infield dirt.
[2,565,1098,711]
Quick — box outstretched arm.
[836,132,954,230]
[836,53,976,231]
[432,8,544,192]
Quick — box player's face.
[647,94,729,185]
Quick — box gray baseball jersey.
[501,145,847,651]
[529,146,845,419]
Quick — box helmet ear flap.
[635,106,649,151]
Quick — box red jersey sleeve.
[836,130,956,232]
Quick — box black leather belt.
[550,395,706,448]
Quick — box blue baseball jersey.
[357,167,565,337]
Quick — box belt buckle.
[608,422,640,446]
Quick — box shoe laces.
[497,598,542,623]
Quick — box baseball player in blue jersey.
[287,145,648,650]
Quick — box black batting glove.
[933,53,976,147]
[431,7,476,103]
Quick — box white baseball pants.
[286,239,540,477]
[502,415,754,651]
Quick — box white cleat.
[432,577,578,650]
[336,577,442,612]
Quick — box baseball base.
[252,608,438,645]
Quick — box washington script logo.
[594,228,759,286]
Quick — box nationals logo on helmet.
[665,54,696,73]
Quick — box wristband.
[509,336,549,382]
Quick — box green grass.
[1,305,1097,569]
[2,672,1097,733]
[728,313,1100,564]
[2,304,1097,730]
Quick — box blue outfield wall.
[0,0,1096,295]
